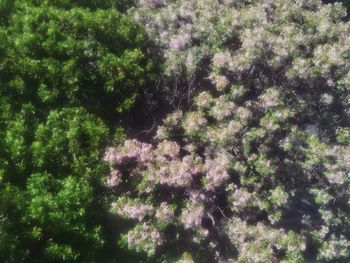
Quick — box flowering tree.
[106,0,350,262]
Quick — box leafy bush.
[0,1,153,261]
[106,0,350,262]
[324,0,350,14]
[23,0,134,11]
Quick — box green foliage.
[32,108,108,175]
[23,0,134,11]
[4,3,149,123]
[336,127,350,144]
[0,108,110,262]
[0,0,154,261]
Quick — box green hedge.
[0,1,154,261]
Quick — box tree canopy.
[1,0,350,262]
[0,0,154,261]
[105,0,350,262]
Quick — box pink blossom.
[140,142,155,163]
[326,170,345,185]
[211,96,235,121]
[155,202,175,222]
[181,204,204,229]
[232,188,252,210]
[195,91,213,109]
[226,120,243,135]
[203,152,231,190]
[163,110,183,126]
[156,140,180,160]
[236,107,252,121]
[106,169,121,188]
[124,139,142,159]
[212,51,231,69]
[155,125,169,140]
[211,74,229,91]
[259,88,281,108]
[169,33,191,50]
[103,147,118,163]
[157,160,193,187]
[183,112,208,135]
[127,223,163,254]
[115,201,153,221]
[187,190,206,201]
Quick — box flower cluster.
[155,202,175,223]
[183,112,207,136]
[106,169,121,188]
[202,151,231,191]
[130,0,238,78]
[226,218,305,263]
[125,223,163,256]
[180,203,205,229]
[107,0,350,261]
[104,139,155,165]
[112,198,154,222]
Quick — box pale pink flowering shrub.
[104,139,155,165]
[155,202,175,223]
[107,0,350,262]
[180,203,205,229]
[154,140,180,161]
[106,169,122,187]
[230,187,253,212]
[125,223,163,256]
[163,110,183,127]
[103,146,118,163]
[226,218,305,263]
[202,151,231,191]
[112,198,154,221]
[318,235,350,261]
[129,0,240,106]
[194,91,213,109]
[210,74,230,92]
[210,96,236,121]
[182,112,207,136]
[155,125,169,140]
[212,51,233,70]
[150,158,194,187]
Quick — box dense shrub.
[0,1,153,261]
[324,0,350,14]
[106,0,350,262]
[22,0,134,11]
